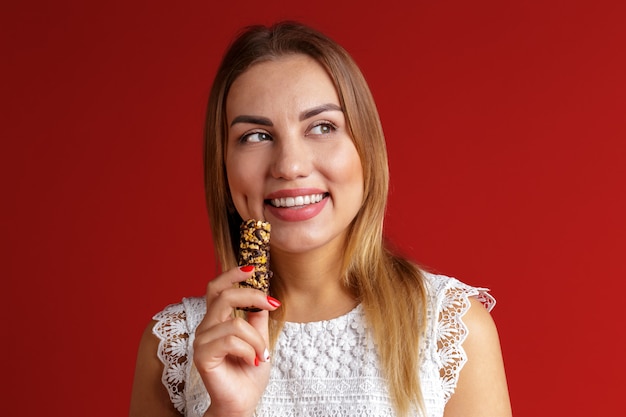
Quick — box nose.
[270,134,312,180]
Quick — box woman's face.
[225,54,364,255]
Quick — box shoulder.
[420,272,504,392]
[152,296,206,337]
[151,296,206,372]
[461,297,499,341]
[422,271,496,313]
[148,297,206,414]
[419,271,511,415]
[129,318,187,417]
[443,298,512,416]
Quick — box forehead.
[226,54,340,118]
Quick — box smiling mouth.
[267,193,328,208]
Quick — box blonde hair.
[204,21,428,417]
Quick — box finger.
[205,265,255,304]
[246,310,271,362]
[193,332,259,370]
[201,287,280,328]
[194,316,269,366]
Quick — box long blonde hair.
[204,21,428,417]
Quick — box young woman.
[129,21,512,417]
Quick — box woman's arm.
[129,320,181,417]
[444,297,512,417]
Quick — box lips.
[264,189,330,221]
[269,193,326,208]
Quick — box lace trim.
[434,277,495,401]
[153,303,190,414]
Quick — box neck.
[271,246,358,323]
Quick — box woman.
[129,21,512,417]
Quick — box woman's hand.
[193,266,281,417]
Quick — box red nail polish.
[254,357,259,366]
[240,265,254,272]
[267,296,281,308]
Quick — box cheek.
[324,144,364,193]
[225,154,258,206]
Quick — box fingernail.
[254,356,259,367]
[267,296,281,308]
[240,265,254,272]
[263,348,271,362]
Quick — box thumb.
[246,310,271,362]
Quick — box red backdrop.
[3,0,625,415]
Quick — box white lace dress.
[152,272,496,417]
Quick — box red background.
[3,0,625,415]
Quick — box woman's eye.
[241,131,271,143]
[309,122,336,135]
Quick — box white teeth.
[271,193,324,208]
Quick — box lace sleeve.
[153,303,191,414]
[430,274,496,402]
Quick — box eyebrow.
[230,115,273,127]
[229,103,343,127]
[299,103,343,121]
